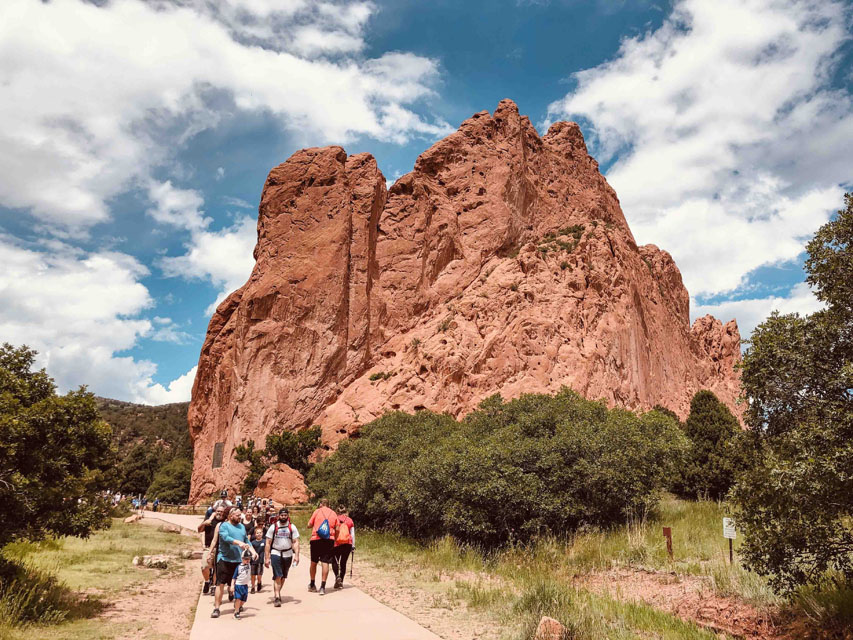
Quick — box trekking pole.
[350,550,354,579]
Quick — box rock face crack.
[187,100,742,501]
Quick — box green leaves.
[731,193,853,593]
[0,344,114,547]
[307,389,687,547]
[674,390,741,500]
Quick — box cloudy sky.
[1,0,850,404]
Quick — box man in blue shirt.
[211,507,257,619]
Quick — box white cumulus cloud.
[137,365,198,405]
[0,0,449,231]
[693,282,825,343]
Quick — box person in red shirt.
[306,498,338,595]
[331,505,355,590]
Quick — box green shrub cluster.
[308,389,687,547]
[234,426,322,494]
[673,391,742,500]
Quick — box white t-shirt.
[233,562,251,586]
[266,521,300,558]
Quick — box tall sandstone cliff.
[188,100,741,502]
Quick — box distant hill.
[97,397,191,465]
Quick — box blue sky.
[0,0,850,403]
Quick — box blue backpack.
[317,518,331,540]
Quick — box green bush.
[674,391,741,500]
[146,457,192,503]
[308,389,687,546]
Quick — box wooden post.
[662,526,673,560]
[729,538,733,564]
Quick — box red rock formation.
[188,100,742,502]
[255,464,309,506]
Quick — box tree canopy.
[308,389,687,547]
[731,193,853,592]
[675,390,741,500]
[0,344,114,547]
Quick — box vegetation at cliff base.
[308,389,687,546]
[730,193,853,593]
[674,390,742,500]
[234,426,322,494]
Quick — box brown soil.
[350,561,507,640]
[99,557,199,639]
[579,568,791,639]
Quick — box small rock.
[124,514,140,524]
[134,554,170,569]
[534,616,567,640]
[158,523,182,534]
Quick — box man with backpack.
[306,499,337,595]
[332,505,354,590]
[264,507,300,607]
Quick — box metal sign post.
[723,517,736,563]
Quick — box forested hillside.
[96,398,192,502]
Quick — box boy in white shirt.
[232,549,252,619]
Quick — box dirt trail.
[100,556,198,639]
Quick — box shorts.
[251,560,264,576]
[310,539,335,564]
[271,554,293,579]
[234,584,248,602]
[215,560,239,585]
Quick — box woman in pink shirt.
[331,505,355,590]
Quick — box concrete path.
[142,511,442,640]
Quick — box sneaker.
[210,608,220,619]
[319,586,326,596]
[228,590,234,602]
[334,578,343,590]
[257,582,263,591]
[251,586,256,594]
[274,597,281,608]
[202,580,210,594]
[308,583,317,592]
[234,610,241,619]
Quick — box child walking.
[250,526,265,593]
[232,550,252,619]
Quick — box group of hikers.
[198,491,355,620]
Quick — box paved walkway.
[141,511,442,640]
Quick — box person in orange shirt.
[306,498,338,595]
[331,505,355,590]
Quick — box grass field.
[305,497,781,639]
[0,519,198,640]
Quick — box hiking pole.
[350,549,354,579]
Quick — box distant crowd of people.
[197,491,355,619]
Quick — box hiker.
[213,490,232,510]
[265,507,300,606]
[250,526,265,593]
[198,504,226,594]
[153,498,160,512]
[232,549,252,619]
[211,507,257,619]
[331,505,355,590]
[241,508,255,537]
[307,499,337,595]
